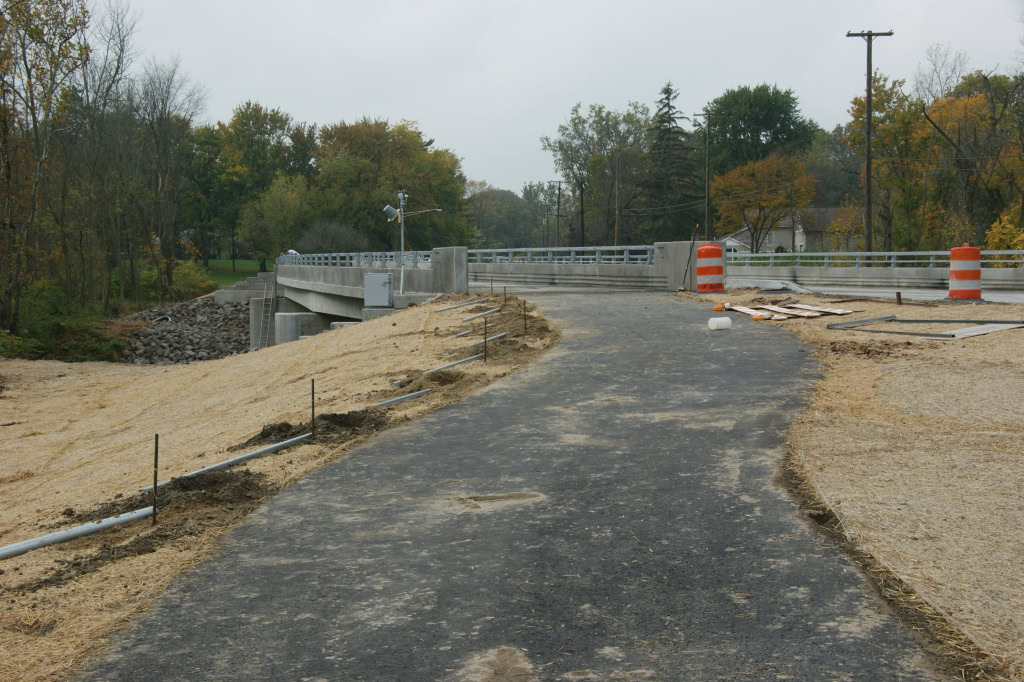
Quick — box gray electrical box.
[364,272,393,308]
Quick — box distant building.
[721,206,864,253]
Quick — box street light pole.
[398,190,406,294]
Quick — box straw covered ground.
[680,289,1024,679]
[0,294,558,681]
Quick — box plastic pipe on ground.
[0,506,154,561]
[436,298,488,312]
[455,329,474,338]
[424,354,484,374]
[463,307,500,322]
[374,388,432,408]
[141,433,313,494]
[466,332,508,348]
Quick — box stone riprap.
[123,298,250,365]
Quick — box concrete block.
[362,307,394,322]
[275,312,330,345]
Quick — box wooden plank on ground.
[727,304,790,320]
[758,305,821,318]
[787,304,854,315]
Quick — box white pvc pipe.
[0,507,154,561]
[436,298,488,313]
[141,432,313,494]
[466,332,508,348]
[463,307,500,322]
[373,388,431,408]
[424,354,484,374]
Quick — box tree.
[913,43,969,104]
[313,119,473,251]
[0,0,90,330]
[711,157,815,253]
[466,188,531,247]
[802,126,860,206]
[541,101,651,245]
[133,56,205,298]
[704,84,817,177]
[646,82,699,240]
[239,173,312,269]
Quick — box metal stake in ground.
[311,379,316,437]
[152,434,158,526]
[504,286,507,305]
[490,277,493,295]
[483,316,488,362]
[523,300,527,333]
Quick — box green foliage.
[204,259,268,288]
[168,261,218,299]
[803,126,861,206]
[14,280,123,362]
[705,84,817,177]
[647,82,700,239]
[0,332,44,359]
[540,101,652,245]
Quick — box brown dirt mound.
[11,470,274,595]
[229,408,389,450]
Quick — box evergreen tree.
[646,83,700,239]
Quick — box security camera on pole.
[382,191,442,295]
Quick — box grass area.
[204,259,273,288]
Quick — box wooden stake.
[896,291,903,305]
[152,434,158,526]
[483,316,488,363]
[523,300,527,333]
[311,378,316,437]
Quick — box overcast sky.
[131,0,1023,193]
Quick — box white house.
[721,207,863,253]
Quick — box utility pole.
[614,151,621,246]
[847,29,893,253]
[694,110,711,240]
[578,178,585,247]
[555,181,562,248]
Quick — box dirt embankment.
[0,294,558,682]
[681,289,1024,680]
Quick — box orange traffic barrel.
[948,243,981,300]
[696,243,725,293]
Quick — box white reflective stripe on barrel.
[950,259,980,270]
[949,279,981,290]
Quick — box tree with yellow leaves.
[711,157,815,253]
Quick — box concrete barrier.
[728,265,1024,290]
[468,241,724,291]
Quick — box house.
[721,206,864,253]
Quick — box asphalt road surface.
[82,292,938,681]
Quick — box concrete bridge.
[213,244,1024,348]
[215,242,715,348]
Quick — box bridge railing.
[468,246,654,265]
[727,250,1024,268]
[278,251,434,267]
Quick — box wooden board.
[727,304,790,320]
[787,304,854,315]
[758,305,821,318]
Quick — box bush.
[169,260,217,300]
[0,332,43,359]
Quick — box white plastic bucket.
[707,317,732,330]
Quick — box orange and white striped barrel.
[948,243,981,300]
[696,243,725,293]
